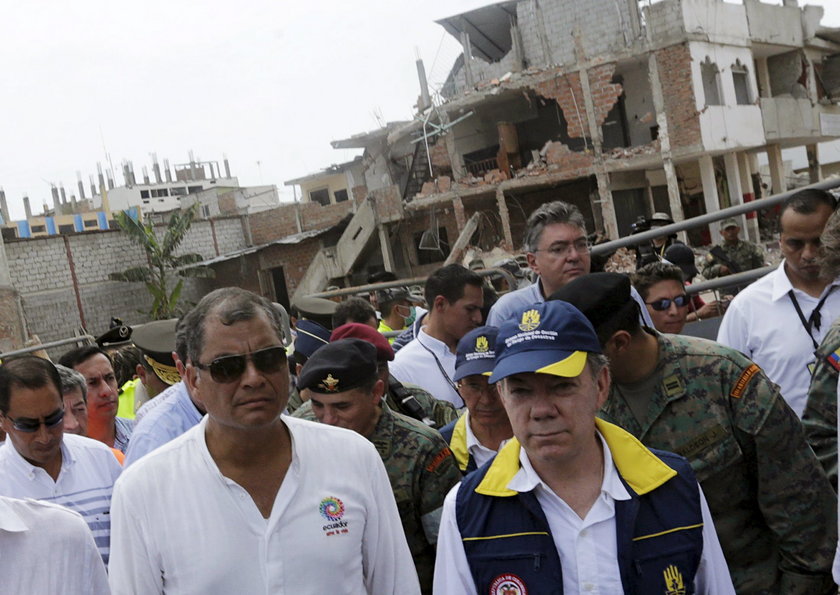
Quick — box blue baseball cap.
[489,301,601,383]
[454,326,499,382]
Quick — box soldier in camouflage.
[551,273,837,594]
[296,338,460,594]
[802,321,840,490]
[701,218,765,279]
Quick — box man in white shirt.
[391,264,484,407]
[109,287,419,594]
[0,356,122,564]
[0,495,109,594]
[718,189,840,416]
[439,325,512,474]
[434,300,734,594]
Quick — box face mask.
[405,306,417,326]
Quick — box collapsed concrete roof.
[331,122,411,149]
[435,1,521,62]
[283,156,363,186]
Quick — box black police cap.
[297,338,378,394]
[547,272,632,330]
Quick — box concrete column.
[766,144,787,195]
[699,155,722,245]
[806,144,822,183]
[723,152,748,232]
[496,187,514,251]
[756,57,771,98]
[377,224,394,272]
[737,153,761,243]
[460,31,474,88]
[452,196,467,233]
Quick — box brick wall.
[249,200,356,246]
[258,239,323,298]
[656,43,702,150]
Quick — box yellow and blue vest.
[455,419,703,594]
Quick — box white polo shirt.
[463,412,509,469]
[391,329,463,407]
[109,415,419,595]
[0,434,122,564]
[0,496,109,594]
[434,433,734,594]
[717,263,840,416]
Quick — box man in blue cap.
[439,326,512,475]
[434,301,734,594]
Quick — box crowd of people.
[1,189,839,594]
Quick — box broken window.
[701,57,723,106]
[170,187,187,196]
[309,188,330,206]
[732,60,751,105]
[334,189,349,203]
[414,226,449,265]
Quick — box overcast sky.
[1,0,838,220]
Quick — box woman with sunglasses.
[633,262,722,334]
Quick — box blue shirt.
[123,382,203,466]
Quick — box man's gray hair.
[523,201,587,253]
[183,288,285,365]
[55,363,87,401]
[586,353,610,380]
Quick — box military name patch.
[730,364,760,399]
[489,573,527,595]
[675,425,727,460]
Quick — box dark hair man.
[298,338,460,593]
[58,345,134,452]
[0,356,122,564]
[391,264,483,407]
[108,288,418,594]
[332,296,378,329]
[552,272,837,593]
[434,301,734,593]
[718,188,839,417]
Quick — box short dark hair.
[424,264,483,307]
[183,288,284,364]
[111,345,142,387]
[632,262,685,301]
[594,299,641,346]
[0,357,62,413]
[333,297,377,328]
[175,317,188,363]
[780,189,836,222]
[523,201,587,252]
[58,345,113,370]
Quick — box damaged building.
[276,0,840,299]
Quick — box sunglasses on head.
[194,345,286,383]
[647,294,690,311]
[4,407,65,433]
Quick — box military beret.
[132,319,179,385]
[547,272,632,331]
[330,323,394,362]
[297,338,378,394]
[294,319,331,359]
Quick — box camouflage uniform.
[600,331,836,594]
[290,377,459,429]
[802,319,840,490]
[701,239,765,279]
[293,403,460,594]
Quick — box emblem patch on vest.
[489,573,527,595]
[730,363,760,399]
[663,564,685,595]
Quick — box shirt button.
[583,583,594,592]
[580,529,588,538]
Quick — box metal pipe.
[0,335,95,359]
[684,265,774,295]
[591,177,840,256]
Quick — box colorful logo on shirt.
[518,309,540,332]
[489,573,527,595]
[475,335,490,352]
[319,496,349,537]
[319,496,345,521]
[663,564,685,595]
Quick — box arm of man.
[433,484,478,595]
[741,374,837,593]
[802,347,839,490]
[419,440,461,544]
[362,444,422,595]
[694,487,736,594]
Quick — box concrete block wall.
[68,232,147,286]
[212,217,249,255]
[6,237,73,294]
[644,0,685,42]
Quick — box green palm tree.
[110,204,213,319]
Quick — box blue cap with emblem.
[454,326,499,382]
[489,301,601,383]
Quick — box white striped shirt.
[0,434,122,564]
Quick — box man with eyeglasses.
[485,200,654,329]
[439,326,512,475]
[109,288,418,594]
[550,273,837,593]
[0,356,122,565]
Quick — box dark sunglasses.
[4,407,65,433]
[195,345,286,383]
[647,294,690,311]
